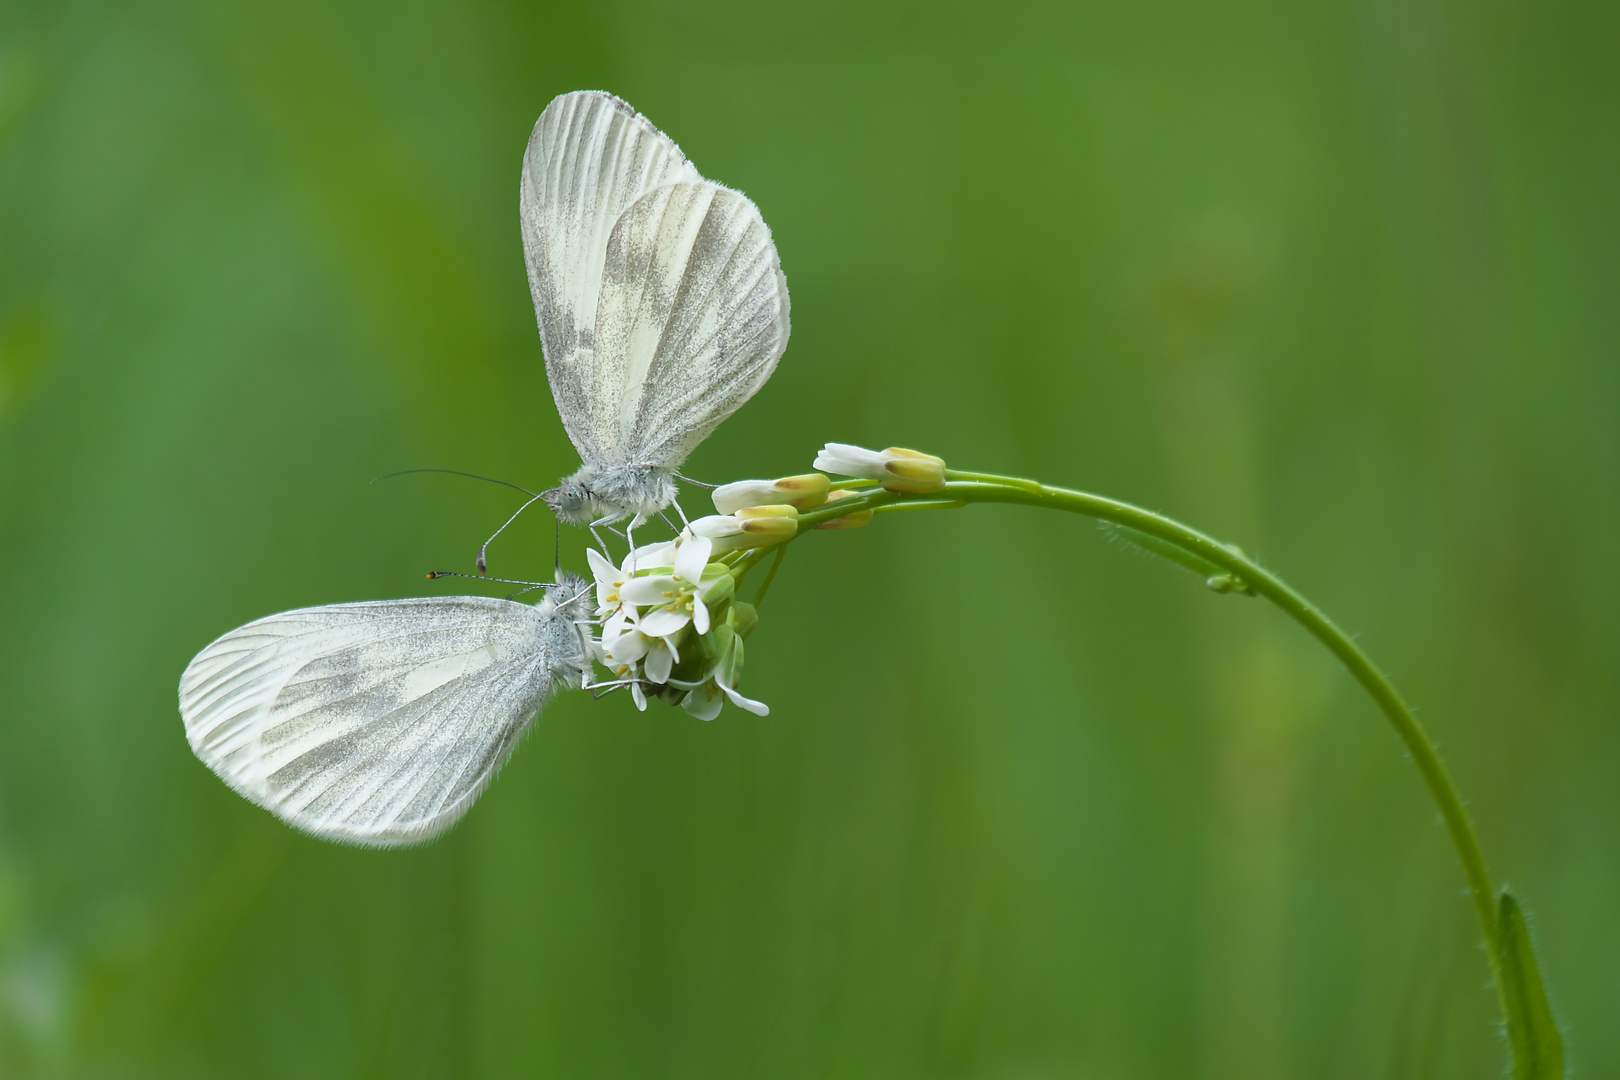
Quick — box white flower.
[600,610,681,685]
[712,473,830,514]
[587,542,677,615]
[582,530,768,720]
[812,442,947,493]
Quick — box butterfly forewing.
[521,91,701,464]
[180,596,575,847]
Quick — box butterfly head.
[542,477,594,524]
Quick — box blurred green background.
[1,0,1615,1076]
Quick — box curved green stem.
[793,472,1501,965]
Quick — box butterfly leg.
[587,516,623,556]
[624,511,649,551]
[673,470,719,489]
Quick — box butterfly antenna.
[506,585,549,600]
[426,570,555,588]
[673,471,718,489]
[477,491,547,574]
[371,468,539,498]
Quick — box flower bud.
[712,473,830,514]
[684,507,797,554]
[812,442,946,493]
[728,601,758,640]
[736,504,799,545]
[814,489,874,530]
[877,447,946,492]
[712,624,743,687]
[697,564,736,606]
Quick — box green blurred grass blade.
[1498,891,1565,1080]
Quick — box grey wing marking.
[179,597,568,847]
[592,180,791,470]
[521,91,702,463]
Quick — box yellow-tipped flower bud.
[878,447,946,492]
[712,473,830,514]
[812,442,947,493]
[814,489,874,530]
[736,504,799,544]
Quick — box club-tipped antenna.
[477,491,547,575]
[371,468,539,498]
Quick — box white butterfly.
[178,573,593,847]
[522,90,791,532]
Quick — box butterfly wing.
[592,179,791,470]
[521,90,702,465]
[179,596,576,847]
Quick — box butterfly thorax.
[542,463,677,525]
[536,570,594,690]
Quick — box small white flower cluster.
[589,538,769,720]
[587,445,948,719]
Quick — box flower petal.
[681,686,724,721]
[685,514,744,540]
[604,631,650,664]
[624,541,677,573]
[586,547,620,585]
[716,674,770,716]
[692,595,710,636]
[644,643,673,684]
[630,680,647,711]
[675,534,712,584]
[711,480,776,515]
[638,607,691,638]
[621,574,677,606]
[813,442,887,479]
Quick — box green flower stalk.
[589,441,1564,1079]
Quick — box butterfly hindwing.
[179,596,575,847]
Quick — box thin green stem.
[752,544,788,607]
[792,473,1501,961]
